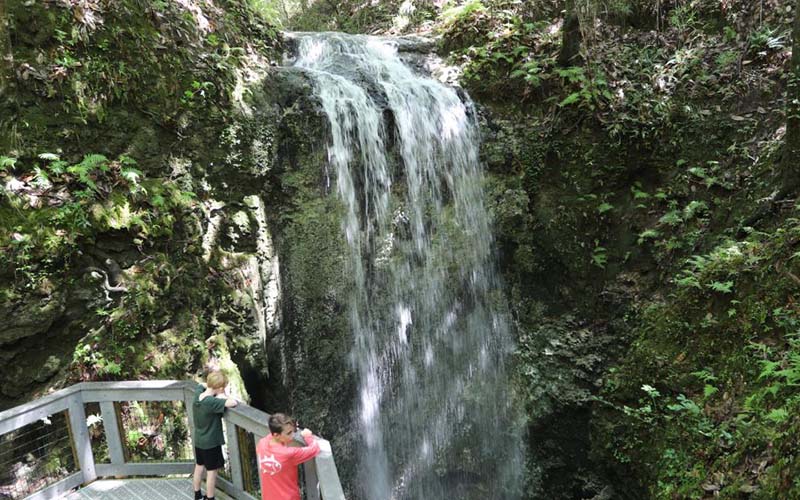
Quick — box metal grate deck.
[64,479,234,500]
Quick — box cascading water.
[291,32,525,499]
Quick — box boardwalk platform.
[65,479,234,500]
[0,381,344,500]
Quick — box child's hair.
[206,370,228,390]
[269,413,295,435]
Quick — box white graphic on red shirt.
[259,453,282,475]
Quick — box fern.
[659,210,683,226]
[79,154,109,172]
[666,394,701,416]
[675,273,702,289]
[47,160,69,175]
[631,186,650,200]
[597,202,614,214]
[758,360,782,380]
[0,156,17,171]
[121,167,143,185]
[708,280,734,294]
[684,200,708,219]
[703,384,718,398]
[765,408,789,424]
[691,368,717,383]
[637,229,660,245]
[687,254,709,271]
[32,167,51,188]
[67,154,108,191]
[592,246,608,269]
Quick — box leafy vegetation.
[0,0,282,397]
[1,153,192,281]
[443,0,800,497]
[592,210,800,496]
[3,0,280,153]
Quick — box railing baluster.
[304,459,321,500]
[184,384,196,439]
[100,401,126,467]
[67,391,97,484]
[226,422,245,490]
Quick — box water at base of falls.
[290,32,525,500]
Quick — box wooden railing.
[0,381,345,500]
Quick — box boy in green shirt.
[193,370,238,500]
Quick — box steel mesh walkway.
[64,479,233,499]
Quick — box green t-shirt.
[193,385,227,449]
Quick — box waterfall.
[291,32,525,500]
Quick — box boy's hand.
[300,428,313,438]
[224,397,238,408]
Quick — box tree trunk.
[558,0,582,67]
[782,0,800,194]
[0,0,13,99]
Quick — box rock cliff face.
[251,35,620,497]
[0,0,284,410]
[234,65,358,469]
[477,103,629,499]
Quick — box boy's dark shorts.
[195,446,225,471]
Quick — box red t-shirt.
[256,435,321,500]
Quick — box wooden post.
[238,426,256,494]
[303,460,320,500]
[67,393,97,484]
[184,385,196,440]
[255,431,267,497]
[225,421,245,490]
[100,401,126,467]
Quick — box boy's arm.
[212,393,237,411]
[288,434,320,465]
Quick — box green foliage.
[441,0,487,27]
[630,184,649,201]
[637,228,660,245]
[748,25,788,53]
[0,156,17,171]
[668,4,701,32]
[598,213,800,498]
[248,0,285,26]
[714,49,738,70]
[658,209,682,226]
[592,244,608,269]
[0,153,195,290]
[6,0,279,126]
[435,0,800,497]
[444,10,557,97]
[556,66,613,111]
[597,202,614,214]
[707,280,733,294]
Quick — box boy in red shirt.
[256,413,320,500]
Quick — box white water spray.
[292,32,525,500]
